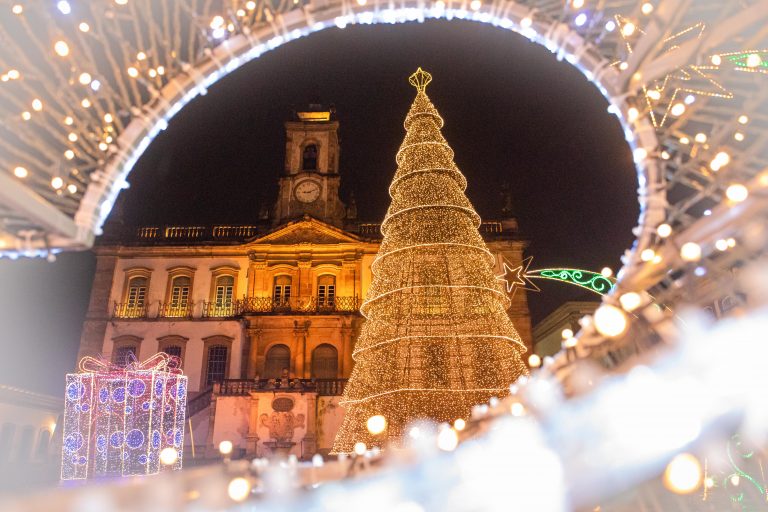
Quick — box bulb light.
[640,248,655,262]
[12,4,23,14]
[600,267,613,278]
[78,22,90,32]
[366,415,387,435]
[437,427,458,451]
[13,166,28,178]
[680,242,702,262]
[563,337,578,349]
[725,184,748,203]
[127,67,139,78]
[594,304,628,338]
[711,55,721,66]
[32,99,43,111]
[746,53,762,68]
[54,40,70,57]
[561,328,574,339]
[528,354,541,368]
[619,292,642,312]
[470,0,481,11]
[51,177,64,189]
[64,150,75,160]
[453,418,466,431]
[78,73,92,85]
[738,115,749,124]
[694,133,707,144]
[734,132,744,142]
[622,22,636,37]
[663,453,702,494]
[227,477,251,502]
[21,111,31,121]
[218,440,233,455]
[159,447,178,466]
[670,103,686,116]
[627,107,639,122]
[57,1,71,14]
[510,402,525,417]
[641,2,653,14]
[574,13,588,27]
[715,239,728,251]
[571,0,584,8]
[353,442,367,455]
[657,224,672,238]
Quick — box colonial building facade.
[77,103,533,458]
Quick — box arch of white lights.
[74,2,664,293]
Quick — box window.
[113,345,137,367]
[317,275,336,307]
[205,345,228,385]
[158,335,188,367]
[163,345,182,359]
[215,275,234,307]
[264,344,291,379]
[302,144,318,170]
[169,276,191,310]
[36,429,51,461]
[127,276,147,308]
[311,344,338,379]
[16,426,34,462]
[0,423,16,463]
[273,275,292,306]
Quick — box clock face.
[294,180,321,203]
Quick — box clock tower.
[273,102,346,227]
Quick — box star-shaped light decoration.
[495,256,540,298]
[711,50,768,75]
[613,17,733,128]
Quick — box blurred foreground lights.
[159,447,178,466]
[510,402,525,417]
[127,66,139,78]
[453,418,466,431]
[353,442,367,455]
[51,177,64,190]
[218,440,233,456]
[12,4,23,14]
[657,223,672,238]
[528,353,542,368]
[622,22,636,37]
[641,2,654,14]
[663,453,702,494]
[470,0,481,11]
[520,17,532,28]
[54,40,70,57]
[67,184,77,194]
[670,103,686,116]
[228,477,251,502]
[738,115,749,125]
[561,328,574,339]
[594,304,628,337]
[680,242,702,262]
[563,337,578,349]
[694,133,707,144]
[715,239,729,251]
[78,22,90,32]
[571,0,585,8]
[725,183,748,203]
[627,107,639,122]
[13,166,28,178]
[436,427,458,451]
[366,415,387,435]
[78,72,91,85]
[746,53,762,68]
[312,453,324,467]
[574,13,588,27]
[640,248,656,262]
[619,292,642,312]
[600,266,613,278]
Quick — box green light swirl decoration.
[723,434,766,509]
[526,269,616,296]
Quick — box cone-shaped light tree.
[333,69,529,452]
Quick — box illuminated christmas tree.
[333,68,529,452]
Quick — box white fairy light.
[725,183,748,203]
[436,427,458,451]
[54,40,70,57]
[366,415,387,435]
[619,292,642,312]
[353,442,367,455]
[657,223,672,238]
[67,184,77,194]
[159,447,178,466]
[663,453,702,494]
[13,166,28,178]
[227,477,251,502]
[453,418,466,431]
[78,22,90,32]
[670,103,686,116]
[680,242,702,262]
[57,1,72,15]
[594,304,628,337]
[31,99,43,111]
[78,72,92,85]
[641,248,656,262]
[218,440,233,455]
[51,177,64,189]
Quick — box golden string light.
[332,69,528,453]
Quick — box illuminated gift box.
[61,353,187,480]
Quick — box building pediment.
[247,217,362,246]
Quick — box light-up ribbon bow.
[78,352,182,375]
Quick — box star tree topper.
[496,256,540,297]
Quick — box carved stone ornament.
[260,398,305,442]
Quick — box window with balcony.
[302,144,318,170]
[317,275,336,308]
[273,275,292,307]
[116,268,152,318]
[215,275,234,307]
[205,345,228,385]
[264,344,290,379]
[165,274,191,316]
[311,344,338,379]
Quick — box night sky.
[0,20,638,395]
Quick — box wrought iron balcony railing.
[158,302,194,318]
[213,378,348,396]
[201,301,238,318]
[112,302,148,319]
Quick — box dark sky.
[0,20,638,395]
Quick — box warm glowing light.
[21,111,31,121]
[710,55,721,66]
[734,132,745,142]
[81,98,91,108]
[64,116,74,125]
[453,418,466,431]
[104,113,113,123]
[657,223,672,238]
[594,304,628,338]
[618,61,629,71]
[627,107,639,122]
[652,254,662,264]
[694,133,707,144]
[646,89,661,100]
[32,99,43,112]
[727,238,736,248]
[738,115,749,124]
[470,0,481,11]
[714,151,731,166]
[149,69,158,78]
[715,239,728,251]
[12,4,23,14]
[218,440,233,455]
[78,22,90,32]
[436,427,458,451]
[115,0,128,5]
[127,66,139,78]
[510,402,525,417]
[563,337,578,349]
[680,242,702,262]
[746,53,762,68]
[78,73,91,85]
[57,1,72,15]
[68,132,78,142]
[520,17,532,28]
[725,183,748,203]
[679,136,690,145]
[227,477,251,502]
[157,66,165,75]
[64,150,75,160]
[640,248,656,262]
[54,40,70,57]
[353,442,367,455]
[13,166,28,178]
[571,0,584,8]
[7,69,19,80]
[246,1,256,9]
[619,292,642,312]
[67,183,77,194]
[670,103,686,116]
[561,328,574,340]
[159,447,178,466]
[366,415,387,435]
[663,453,702,494]
[622,22,636,37]
[604,20,616,32]
[600,267,613,278]
[641,2,654,14]
[528,354,541,368]
[99,142,109,151]
[51,177,64,189]
[210,15,225,29]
